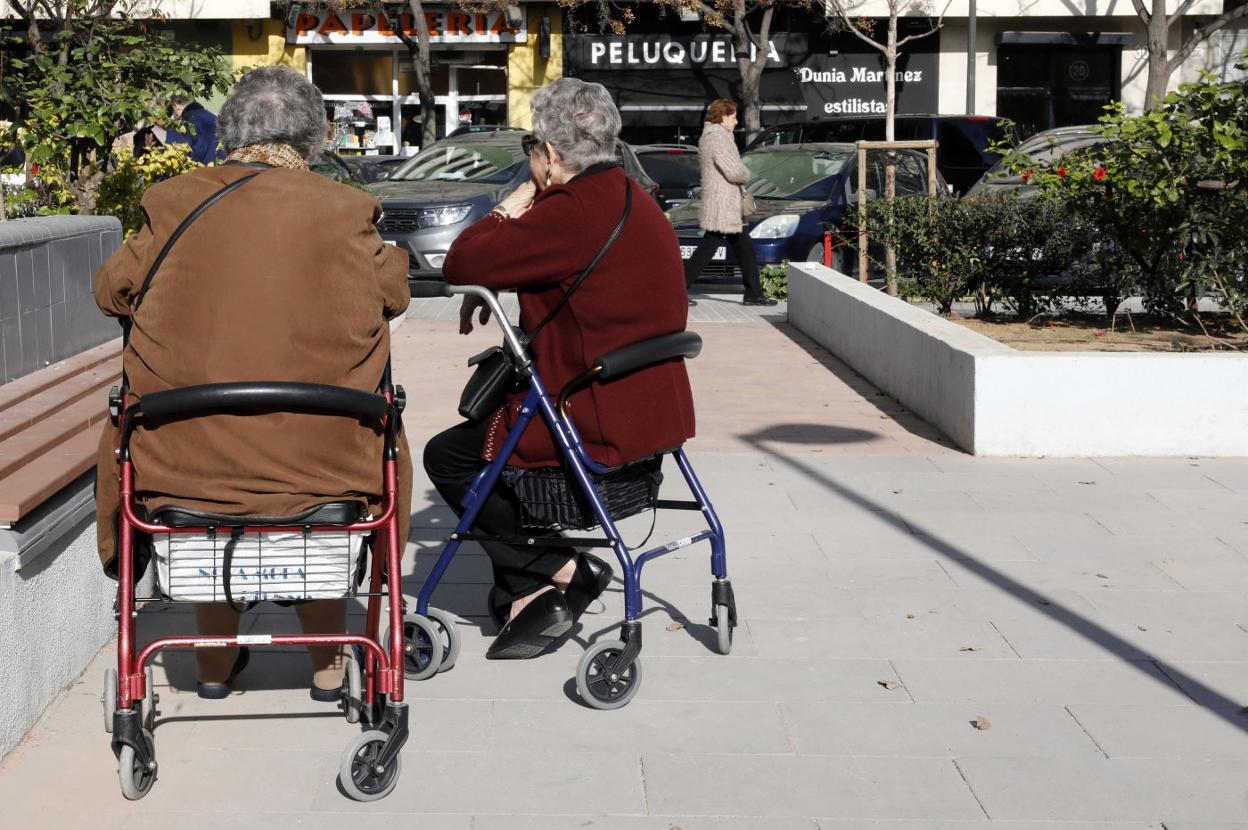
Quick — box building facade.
[4,0,1243,147]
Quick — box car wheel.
[808,241,852,275]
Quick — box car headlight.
[749,214,800,239]
[418,205,473,228]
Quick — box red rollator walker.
[103,364,412,802]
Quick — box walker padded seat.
[147,501,366,528]
[593,332,702,380]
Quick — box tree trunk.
[405,0,439,148]
[1144,0,1172,105]
[733,4,773,144]
[883,15,899,297]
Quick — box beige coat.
[697,121,751,234]
[93,163,412,571]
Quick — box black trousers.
[684,230,763,298]
[422,419,575,612]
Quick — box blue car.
[668,142,946,281]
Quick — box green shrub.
[994,55,1248,320]
[760,262,788,301]
[96,146,200,236]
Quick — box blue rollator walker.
[398,282,736,709]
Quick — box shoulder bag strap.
[130,171,264,315]
[526,173,633,341]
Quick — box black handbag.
[458,334,527,422]
[457,173,633,421]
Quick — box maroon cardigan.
[442,164,696,468]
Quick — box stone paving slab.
[4,309,1248,825]
[956,758,1248,823]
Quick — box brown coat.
[442,164,695,468]
[697,121,751,234]
[94,163,412,570]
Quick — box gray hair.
[531,78,620,174]
[219,67,327,159]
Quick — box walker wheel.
[117,728,156,801]
[575,640,642,710]
[103,668,117,733]
[386,614,443,681]
[339,729,401,802]
[425,607,461,673]
[341,647,364,724]
[713,604,734,655]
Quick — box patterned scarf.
[225,142,310,170]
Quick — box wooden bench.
[0,339,121,524]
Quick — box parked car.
[309,149,367,187]
[965,125,1108,198]
[632,144,700,210]
[369,131,662,286]
[340,154,410,184]
[746,114,1007,195]
[666,142,947,282]
[447,124,522,138]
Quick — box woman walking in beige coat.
[683,99,776,307]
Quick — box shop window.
[997,46,1119,139]
[398,60,451,96]
[457,66,507,97]
[312,50,393,96]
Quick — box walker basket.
[153,529,368,603]
[503,456,664,531]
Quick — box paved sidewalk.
[1,298,1246,827]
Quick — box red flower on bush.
[1092,166,1107,182]
[1020,169,1033,183]
[1057,166,1067,178]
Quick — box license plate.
[679,245,727,261]
[384,240,398,246]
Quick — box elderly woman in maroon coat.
[426,78,696,659]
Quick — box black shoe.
[564,552,613,620]
[486,589,573,660]
[687,298,698,306]
[742,295,778,306]
[196,646,250,700]
[310,684,343,703]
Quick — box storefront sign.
[796,42,939,115]
[287,7,525,45]
[565,34,794,71]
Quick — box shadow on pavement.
[762,319,961,450]
[742,425,1248,733]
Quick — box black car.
[632,144,700,210]
[447,124,523,138]
[747,114,1007,195]
[340,154,410,184]
[369,131,662,286]
[309,150,367,187]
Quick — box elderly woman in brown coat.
[683,99,776,307]
[93,67,412,700]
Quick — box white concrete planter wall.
[787,262,1248,456]
[0,488,114,759]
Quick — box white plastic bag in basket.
[154,530,366,602]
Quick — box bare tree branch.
[1166,0,1201,29]
[1130,0,1150,22]
[824,3,891,56]
[896,0,952,47]
[1168,2,1248,71]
